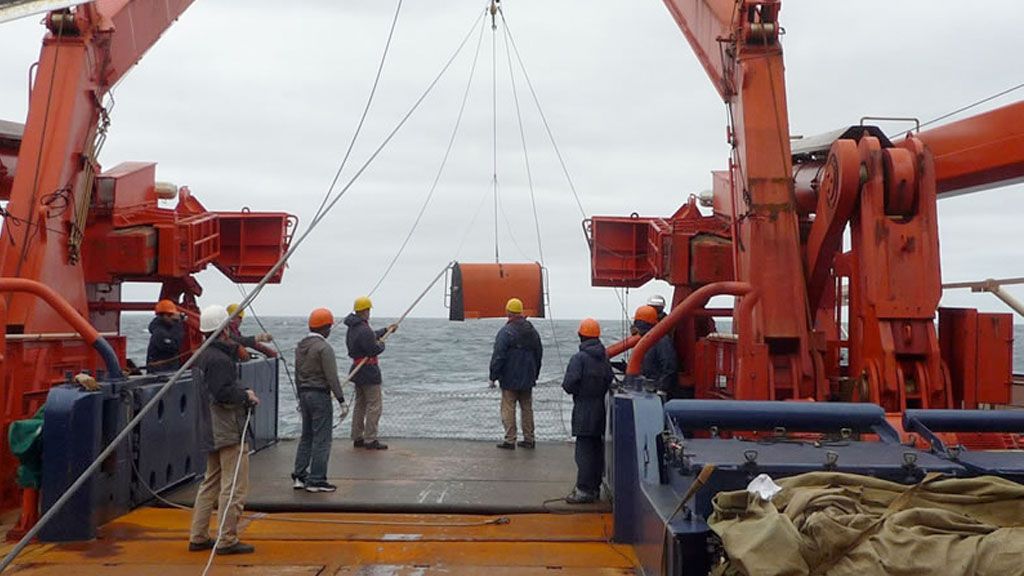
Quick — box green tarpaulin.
[8,407,44,489]
[709,471,1024,576]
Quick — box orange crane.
[592,0,1024,414]
[0,0,293,509]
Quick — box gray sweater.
[295,333,345,403]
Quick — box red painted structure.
[593,1,1024,416]
[0,1,294,510]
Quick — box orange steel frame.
[0,0,294,510]
[593,1,1024,413]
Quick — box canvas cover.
[708,471,1024,576]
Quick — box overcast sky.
[0,0,1021,320]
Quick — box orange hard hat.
[634,305,659,325]
[308,308,334,329]
[155,299,177,315]
[578,318,601,338]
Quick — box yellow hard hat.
[226,303,244,319]
[354,296,373,312]
[506,298,524,315]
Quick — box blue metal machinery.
[38,358,279,541]
[610,393,1024,576]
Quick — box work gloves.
[338,400,349,421]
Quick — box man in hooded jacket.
[147,299,184,372]
[489,297,543,450]
[634,305,679,393]
[344,296,396,450]
[562,318,614,504]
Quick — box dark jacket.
[489,317,543,391]
[146,317,184,372]
[295,333,345,403]
[637,321,679,393]
[344,313,387,386]
[562,338,614,437]
[194,339,251,453]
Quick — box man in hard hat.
[147,299,184,372]
[633,305,678,393]
[344,296,396,450]
[489,297,543,450]
[562,318,613,504]
[188,305,259,556]
[292,308,348,492]
[226,303,276,361]
[647,294,668,321]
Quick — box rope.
[917,81,1024,133]
[368,14,488,296]
[0,10,487,572]
[310,0,404,225]
[498,8,586,219]
[491,3,500,264]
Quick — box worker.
[489,297,543,450]
[344,296,396,450]
[146,299,184,372]
[226,303,276,360]
[648,294,668,321]
[188,305,258,556]
[562,318,613,504]
[634,305,678,393]
[291,308,348,493]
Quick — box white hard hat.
[199,305,229,333]
[648,294,666,308]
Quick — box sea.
[121,315,1024,442]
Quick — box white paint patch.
[381,533,423,541]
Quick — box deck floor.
[5,440,634,574]
[167,438,610,514]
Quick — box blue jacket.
[489,317,543,391]
[344,313,387,386]
[637,321,678,392]
[147,317,183,372]
[562,338,613,437]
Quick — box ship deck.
[3,439,635,575]
[166,438,611,514]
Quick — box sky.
[0,0,1022,320]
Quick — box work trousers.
[351,383,382,442]
[293,390,333,483]
[500,388,535,444]
[189,442,250,548]
[575,435,604,494]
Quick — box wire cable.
[368,14,488,296]
[499,8,586,219]
[0,9,487,573]
[310,0,404,225]
[917,81,1024,132]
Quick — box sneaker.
[216,541,255,555]
[291,475,306,490]
[188,539,214,552]
[565,488,597,505]
[517,440,536,449]
[305,481,338,493]
[353,438,365,448]
[496,442,516,450]
[363,440,388,450]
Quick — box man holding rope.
[188,305,260,555]
[345,296,396,450]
